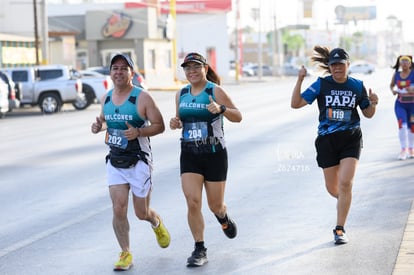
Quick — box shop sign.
[335,5,376,23]
[125,0,232,13]
[2,46,37,65]
[102,12,132,38]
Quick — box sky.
[52,0,414,42]
[229,0,414,42]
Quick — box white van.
[0,78,9,118]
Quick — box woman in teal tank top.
[170,52,242,267]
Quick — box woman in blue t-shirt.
[291,46,378,245]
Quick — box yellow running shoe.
[153,216,170,248]
[113,251,133,271]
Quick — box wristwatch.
[219,105,227,114]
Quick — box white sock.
[399,125,408,150]
[408,131,414,149]
[152,217,160,228]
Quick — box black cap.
[328,48,349,65]
[110,53,134,69]
[181,52,207,67]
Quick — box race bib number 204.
[105,128,128,149]
[183,122,208,141]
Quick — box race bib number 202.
[105,128,128,149]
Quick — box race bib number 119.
[326,108,351,122]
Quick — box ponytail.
[206,66,221,85]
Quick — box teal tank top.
[103,87,145,129]
[178,81,226,153]
[103,87,152,165]
[179,81,218,123]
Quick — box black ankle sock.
[215,213,228,224]
[195,241,205,250]
[335,225,344,231]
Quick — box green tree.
[339,36,352,51]
[281,30,305,56]
[352,31,364,59]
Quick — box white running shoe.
[398,150,408,160]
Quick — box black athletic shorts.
[315,128,362,168]
[180,148,228,181]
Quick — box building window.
[148,49,156,69]
[101,49,135,68]
[76,50,88,69]
[166,49,172,68]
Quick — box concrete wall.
[49,35,77,67]
[142,39,174,88]
[175,13,230,81]
[0,0,45,37]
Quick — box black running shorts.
[315,128,362,168]
[180,148,228,181]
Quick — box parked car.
[86,66,148,90]
[348,62,375,74]
[0,78,9,118]
[250,65,273,76]
[85,66,110,75]
[4,65,83,113]
[242,64,255,77]
[282,64,310,76]
[282,64,301,76]
[132,71,148,90]
[0,70,20,111]
[78,70,113,103]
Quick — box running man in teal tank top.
[90,53,170,271]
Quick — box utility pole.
[234,0,240,82]
[272,0,282,76]
[257,0,262,80]
[170,0,177,82]
[252,3,263,80]
[41,0,49,64]
[33,0,40,65]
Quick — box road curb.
[393,199,414,274]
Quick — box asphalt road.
[0,69,413,275]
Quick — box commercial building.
[0,0,232,89]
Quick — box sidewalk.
[393,199,414,274]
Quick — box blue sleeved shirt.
[301,75,370,136]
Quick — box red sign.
[125,0,232,14]
[102,12,132,38]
